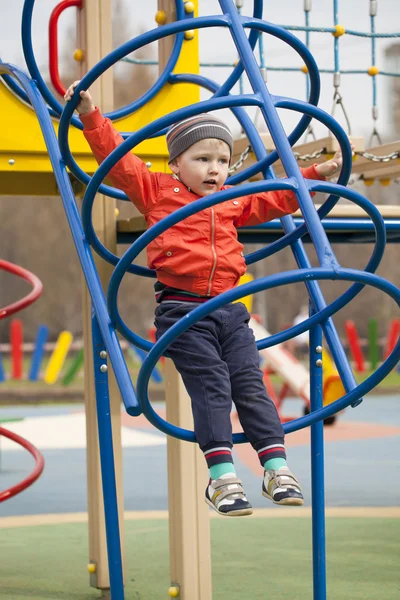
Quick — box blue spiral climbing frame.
[2,1,400,599]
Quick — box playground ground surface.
[1,514,399,600]
[0,394,399,599]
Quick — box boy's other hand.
[315,143,355,178]
[64,80,95,115]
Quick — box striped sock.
[257,443,286,468]
[203,445,234,472]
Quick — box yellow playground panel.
[322,348,346,407]
[0,6,200,196]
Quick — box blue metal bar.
[244,96,353,263]
[0,349,5,383]
[309,315,327,600]
[91,312,124,600]
[217,2,358,406]
[223,2,337,268]
[0,63,140,417]
[28,325,48,381]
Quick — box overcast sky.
[1,0,399,139]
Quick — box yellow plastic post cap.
[73,49,84,62]
[184,1,195,12]
[168,586,180,597]
[87,563,96,574]
[155,10,167,25]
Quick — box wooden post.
[158,0,176,70]
[78,0,125,592]
[165,360,212,600]
[157,2,212,597]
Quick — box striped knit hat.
[166,114,234,162]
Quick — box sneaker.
[205,474,253,517]
[262,467,304,506]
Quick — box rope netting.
[122,0,400,177]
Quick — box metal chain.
[293,148,327,160]
[229,144,399,173]
[356,150,400,162]
[228,144,252,173]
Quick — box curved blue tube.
[21,0,185,125]
[58,14,321,199]
[81,94,263,275]
[107,178,298,351]
[135,267,400,440]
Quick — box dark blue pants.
[154,301,285,462]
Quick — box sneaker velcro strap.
[211,478,245,504]
[213,476,243,490]
[274,472,300,488]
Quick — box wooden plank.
[293,204,400,219]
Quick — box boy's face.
[169,138,230,197]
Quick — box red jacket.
[81,109,324,296]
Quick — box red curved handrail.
[0,426,45,502]
[49,0,82,97]
[0,259,43,320]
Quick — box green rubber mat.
[0,517,398,599]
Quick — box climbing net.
[123,0,400,181]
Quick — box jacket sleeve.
[234,165,325,227]
[80,108,159,214]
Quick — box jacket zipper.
[207,208,217,296]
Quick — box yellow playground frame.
[0,0,199,196]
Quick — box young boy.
[65,81,344,517]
